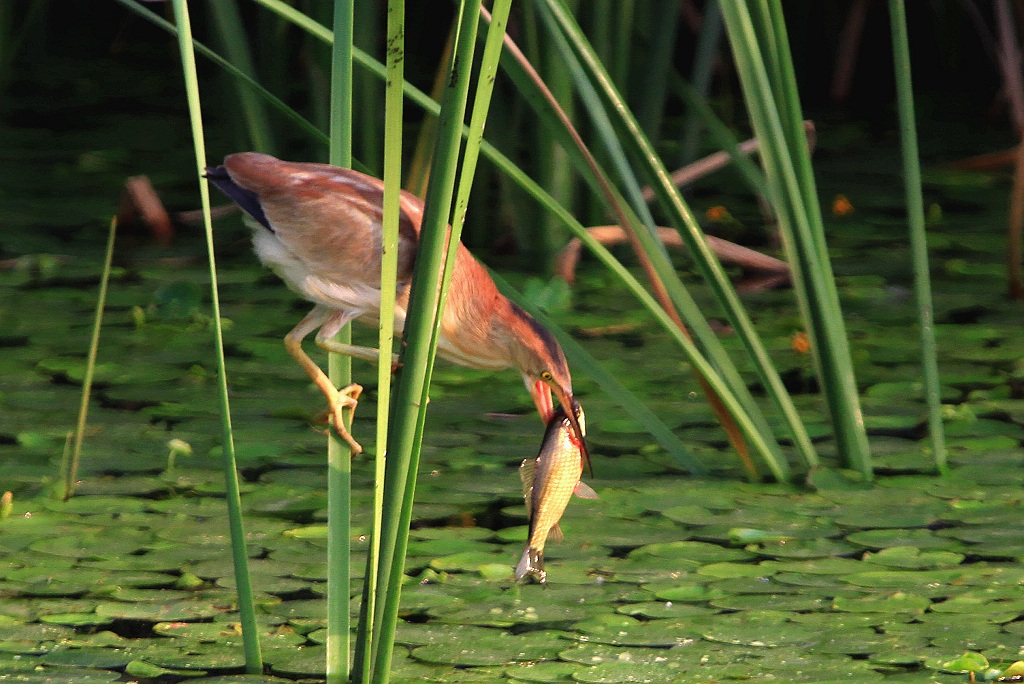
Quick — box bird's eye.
[540,371,553,381]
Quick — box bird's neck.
[496,298,568,378]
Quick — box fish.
[515,399,597,584]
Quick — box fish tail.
[514,547,531,581]
[514,546,546,584]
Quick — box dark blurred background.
[0,1,1016,262]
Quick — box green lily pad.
[832,591,930,614]
[504,660,581,682]
[94,600,225,622]
[140,643,249,671]
[38,613,113,628]
[42,647,136,669]
[571,661,689,683]
[615,602,717,620]
[626,541,754,564]
[410,629,567,666]
[860,546,965,569]
[570,615,702,647]
[701,619,821,648]
[845,528,954,550]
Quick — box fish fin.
[574,481,599,499]
[549,524,564,544]
[519,458,536,519]
[514,547,531,581]
[515,546,546,584]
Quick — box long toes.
[331,385,362,454]
[334,424,363,455]
[339,383,363,405]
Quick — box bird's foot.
[314,383,363,454]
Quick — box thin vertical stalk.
[170,0,262,673]
[765,0,870,474]
[537,0,804,478]
[66,217,117,501]
[325,2,354,681]
[370,4,479,681]
[419,0,512,482]
[680,1,723,165]
[207,0,277,153]
[128,0,698,475]
[634,0,680,143]
[355,0,384,174]
[446,0,513,268]
[888,0,947,473]
[719,1,870,476]
[353,0,404,680]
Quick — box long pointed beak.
[546,383,591,476]
[530,379,555,423]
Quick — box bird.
[205,152,587,460]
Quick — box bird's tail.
[515,546,546,584]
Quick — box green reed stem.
[719,1,871,477]
[679,0,723,165]
[633,0,679,143]
[66,217,117,501]
[130,0,695,475]
[351,0,405,680]
[354,0,384,175]
[113,0,329,149]
[536,0,801,479]
[170,0,262,672]
[888,0,947,474]
[672,74,771,199]
[206,0,277,153]
[445,0,512,286]
[524,1,574,262]
[325,2,355,682]
[370,4,479,681]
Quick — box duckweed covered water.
[3,48,1024,684]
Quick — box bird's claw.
[314,383,363,454]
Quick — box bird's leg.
[284,307,363,454]
[315,314,401,372]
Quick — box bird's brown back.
[224,152,518,369]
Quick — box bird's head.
[510,306,589,465]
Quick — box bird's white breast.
[252,226,398,326]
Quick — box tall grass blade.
[672,74,772,199]
[888,0,947,474]
[526,1,575,261]
[325,2,355,681]
[718,1,870,476]
[113,0,329,147]
[206,0,277,153]
[354,0,384,174]
[536,0,804,478]
[492,272,703,473]
[67,217,117,501]
[130,0,719,475]
[370,3,480,681]
[445,0,512,282]
[679,0,723,165]
[352,0,405,680]
[633,0,680,143]
[170,0,262,672]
